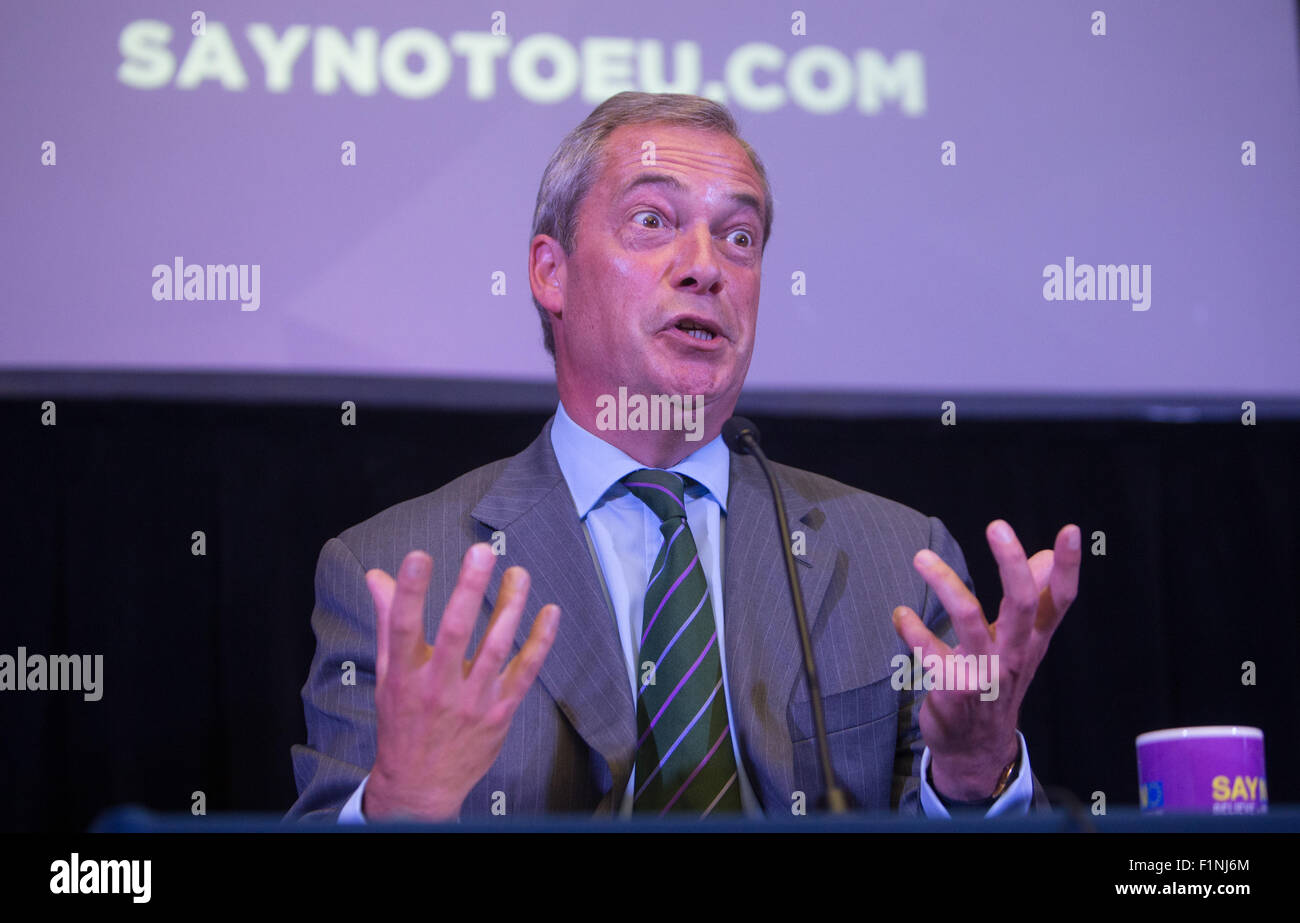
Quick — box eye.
[633,211,664,229]
[728,229,754,247]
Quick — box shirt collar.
[549,400,730,519]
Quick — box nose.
[674,220,724,295]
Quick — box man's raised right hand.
[361,543,560,821]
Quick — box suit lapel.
[470,419,636,806]
[723,451,837,811]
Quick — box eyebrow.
[617,172,764,223]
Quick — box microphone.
[722,416,850,814]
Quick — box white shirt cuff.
[338,773,370,824]
[919,730,1033,818]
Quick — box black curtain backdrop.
[2,396,1295,832]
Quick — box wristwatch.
[928,747,1021,810]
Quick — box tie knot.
[621,469,687,523]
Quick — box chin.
[654,364,728,400]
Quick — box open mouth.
[671,317,720,343]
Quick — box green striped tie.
[621,469,743,816]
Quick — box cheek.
[598,256,653,325]
[737,279,760,332]
[609,254,636,278]
[605,256,651,305]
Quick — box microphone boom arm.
[736,429,850,815]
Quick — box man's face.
[548,122,765,416]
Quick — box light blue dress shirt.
[339,401,1033,821]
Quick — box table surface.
[90,804,1300,833]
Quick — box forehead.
[595,122,763,203]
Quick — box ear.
[529,234,566,321]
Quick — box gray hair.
[529,91,775,357]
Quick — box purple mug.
[1136,726,1267,814]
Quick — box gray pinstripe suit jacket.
[287,417,1048,820]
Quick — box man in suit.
[287,92,1080,822]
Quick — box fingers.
[1009,525,1082,638]
[984,520,1038,651]
[1041,524,1081,634]
[1026,549,1054,593]
[366,568,396,682]
[501,604,560,703]
[912,549,993,653]
[891,604,951,660]
[385,552,434,675]
[429,543,495,684]
[470,566,531,683]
